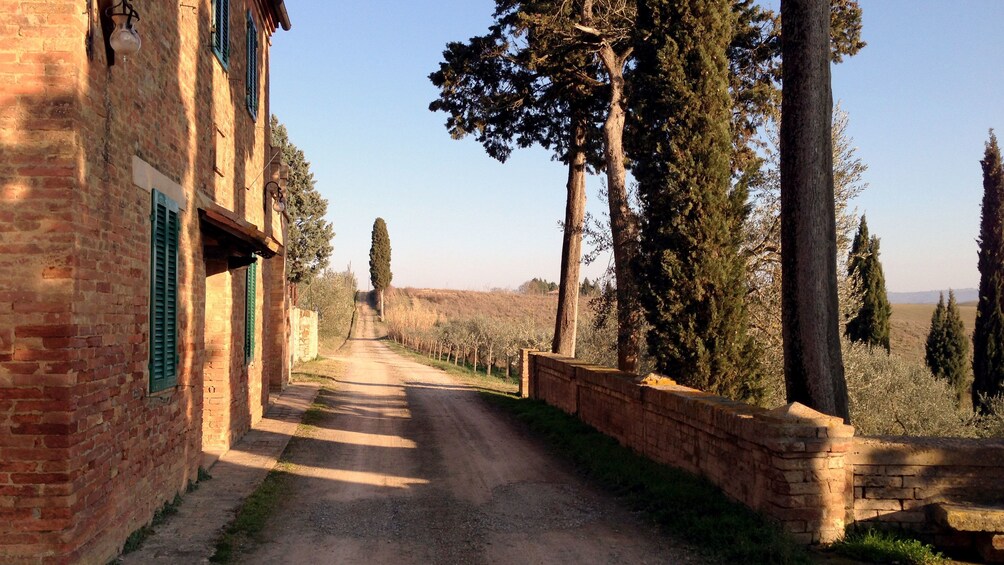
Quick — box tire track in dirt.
[241,303,698,564]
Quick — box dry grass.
[389,287,557,328]
[890,303,976,364]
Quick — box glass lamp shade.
[109,23,141,56]
[273,198,286,213]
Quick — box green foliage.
[974,131,1004,413]
[831,529,946,565]
[299,268,358,348]
[427,2,604,168]
[518,277,558,294]
[270,116,334,286]
[728,1,865,176]
[579,277,599,296]
[844,339,976,437]
[846,217,892,351]
[121,493,186,554]
[368,218,392,292]
[480,392,809,564]
[632,0,762,402]
[211,460,298,562]
[925,291,970,403]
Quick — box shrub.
[831,529,946,564]
[843,340,975,437]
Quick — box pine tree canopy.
[973,130,1004,412]
[270,116,334,286]
[846,217,892,351]
[369,218,393,292]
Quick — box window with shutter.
[150,190,180,392]
[245,11,259,118]
[212,0,230,69]
[245,259,257,363]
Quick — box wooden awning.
[198,198,281,259]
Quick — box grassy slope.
[890,303,976,363]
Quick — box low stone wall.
[850,436,1004,549]
[524,351,1004,549]
[525,352,853,544]
[290,308,318,364]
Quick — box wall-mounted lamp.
[265,160,290,213]
[265,181,286,213]
[107,0,141,57]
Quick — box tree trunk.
[552,119,588,357]
[779,0,849,422]
[379,289,385,320]
[487,344,493,376]
[505,355,511,379]
[473,345,479,373]
[599,44,642,374]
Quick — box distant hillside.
[890,303,977,364]
[888,288,978,304]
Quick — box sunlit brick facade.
[0,1,292,562]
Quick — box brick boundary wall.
[524,351,1004,546]
[850,436,1004,551]
[524,351,853,544]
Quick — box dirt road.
[241,303,697,564]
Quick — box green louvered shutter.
[245,259,257,363]
[245,11,259,118]
[212,0,230,68]
[150,190,180,392]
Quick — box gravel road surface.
[241,303,699,564]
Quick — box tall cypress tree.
[925,292,947,374]
[927,290,970,403]
[632,0,762,401]
[973,131,1004,412]
[369,218,392,320]
[846,216,891,351]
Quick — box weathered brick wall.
[290,308,318,364]
[1,2,93,561]
[528,353,1004,548]
[849,436,1004,548]
[0,1,283,562]
[528,353,853,544]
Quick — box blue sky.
[270,1,1004,292]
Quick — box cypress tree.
[369,218,392,319]
[925,292,947,374]
[973,131,1004,412]
[927,291,970,403]
[632,0,762,401]
[846,217,892,351]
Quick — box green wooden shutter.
[212,0,230,67]
[150,190,180,392]
[245,259,257,363]
[245,11,258,118]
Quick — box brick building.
[1,1,293,562]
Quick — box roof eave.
[272,0,291,31]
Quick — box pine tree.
[270,116,334,287]
[369,218,392,320]
[846,216,892,351]
[632,0,762,401]
[973,130,1004,412]
[927,291,970,403]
